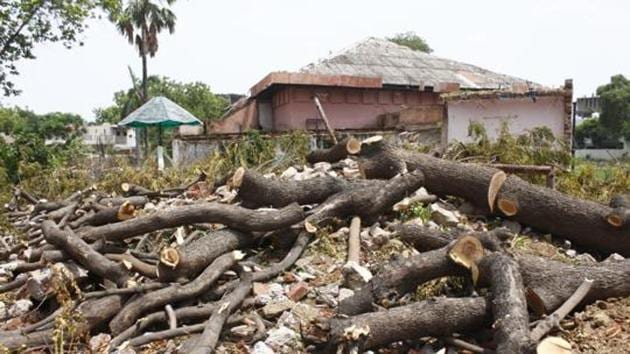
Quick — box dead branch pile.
[1,135,629,353]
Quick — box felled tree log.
[232,168,350,208]
[342,225,630,317]
[329,297,492,350]
[338,230,503,316]
[156,229,257,282]
[306,136,361,164]
[332,254,630,351]
[305,170,424,232]
[606,207,630,228]
[187,231,312,353]
[79,202,305,242]
[109,251,243,335]
[357,140,630,256]
[41,220,131,287]
[610,193,630,209]
[403,225,630,313]
[1,294,125,350]
[32,200,69,214]
[98,195,149,207]
[74,201,136,227]
[482,252,530,353]
[338,245,462,316]
[395,224,511,252]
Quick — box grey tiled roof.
[301,38,539,90]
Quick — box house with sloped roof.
[207,37,572,148]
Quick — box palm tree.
[115,0,176,102]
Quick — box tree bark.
[233,168,350,208]
[156,229,257,282]
[187,232,312,353]
[357,141,630,256]
[79,202,305,242]
[109,251,242,335]
[1,294,125,350]
[329,297,492,350]
[482,252,530,353]
[41,220,131,287]
[306,136,360,164]
[305,170,424,232]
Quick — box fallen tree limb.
[483,252,530,353]
[41,221,131,287]
[1,294,125,350]
[188,231,312,353]
[78,201,136,227]
[357,140,630,256]
[530,278,593,343]
[109,251,243,335]
[306,136,360,164]
[305,170,424,232]
[339,229,505,316]
[157,229,257,282]
[232,168,351,208]
[105,253,157,278]
[79,202,305,242]
[329,297,492,350]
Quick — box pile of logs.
[0,135,629,353]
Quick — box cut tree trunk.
[79,201,136,227]
[79,202,305,242]
[356,140,630,256]
[329,297,492,350]
[232,168,350,208]
[306,136,361,164]
[156,229,257,282]
[305,170,424,232]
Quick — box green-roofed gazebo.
[118,96,202,128]
[119,96,202,170]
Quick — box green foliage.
[94,76,229,124]
[445,122,571,166]
[575,117,623,149]
[112,0,176,100]
[0,0,121,96]
[8,131,310,204]
[0,106,87,184]
[387,31,433,53]
[597,74,630,140]
[0,106,84,138]
[398,203,432,223]
[556,160,630,203]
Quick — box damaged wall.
[445,96,566,144]
[269,86,439,131]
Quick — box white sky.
[2,0,629,121]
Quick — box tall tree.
[0,0,121,96]
[596,74,630,140]
[114,0,176,103]
[387,31,433,53]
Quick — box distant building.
[575,96,600,118]
[83,123,136,151]
[213,38,572,146]
[173,38,573,166]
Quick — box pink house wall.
[446,96,566,143]
[270,86,438,131]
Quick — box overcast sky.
[2,0,628,120]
